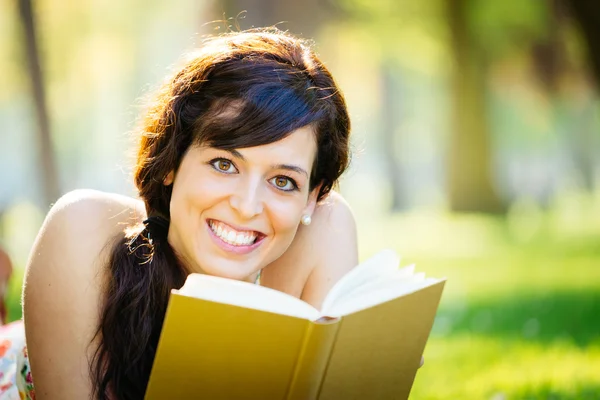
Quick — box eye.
[210,158,238,174]
[270,176,298,192]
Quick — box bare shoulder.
[300,191,358,308]
[47,188,145,225]
[23,189,144,399]
[300,190,357,256]
[30,189,145,268]
[310,190,356,235]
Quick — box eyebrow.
[272,164,309,178]
[224,149,309,178]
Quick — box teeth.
[209,220,258,246]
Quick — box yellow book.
[145,250,445,400]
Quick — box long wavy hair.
[91,28,351,399]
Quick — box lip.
[206,220,266,255]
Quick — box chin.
[196,256,260,281]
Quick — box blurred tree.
[18,0,59,206]
[316,1,445,212]
[446,0,504,213]
[531,0,566,93]
[380,61,409,210]
[530,0,598,193]
[563,0,600,191]
[566,0,600,86]
[215,0,334,38]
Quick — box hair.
[91,28,351,399]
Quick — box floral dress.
[0,321,34,400]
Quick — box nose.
[229,176,264,219]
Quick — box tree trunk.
[380,61,407,211]
[565,0,600,86]
[564,0,600,191]
[534,0,597,194]
[446,0,504,213]
[18,0,60,206]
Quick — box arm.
[299,191,358,310]
[23,190,142,399]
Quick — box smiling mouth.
[207,219,265,247]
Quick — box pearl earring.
[301,214,312,226]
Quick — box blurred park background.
[1,0,600,398]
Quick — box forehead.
[235,125,317,165]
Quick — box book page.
[320,249,400,312]
[325,265,417,309]
[178,274,321,321]
[324,276,441,318]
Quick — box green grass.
[413,335,600,399]
[356,208,600,400]
[6,268,23,322]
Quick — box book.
[144,250,446,400]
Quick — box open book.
[145,250,445,400]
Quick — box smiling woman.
[14,28,357,400]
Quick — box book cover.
[145,253,445,399]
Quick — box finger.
[419,356,424,368]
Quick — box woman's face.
[166,125,319,281]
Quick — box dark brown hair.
[91,28,351,399]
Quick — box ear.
[302,184,322,218]
[163,171,174,186]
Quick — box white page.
[320,249,400,313]
[324,276,441,318]
[323,264,417,312]
[178,274,321,321]
[338,264,416,299]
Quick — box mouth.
[207,219,266,247]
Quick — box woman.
[18,28,357,399]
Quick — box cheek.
[176,170,227,205]
[170,174,217,229]
[267,198,304,238]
